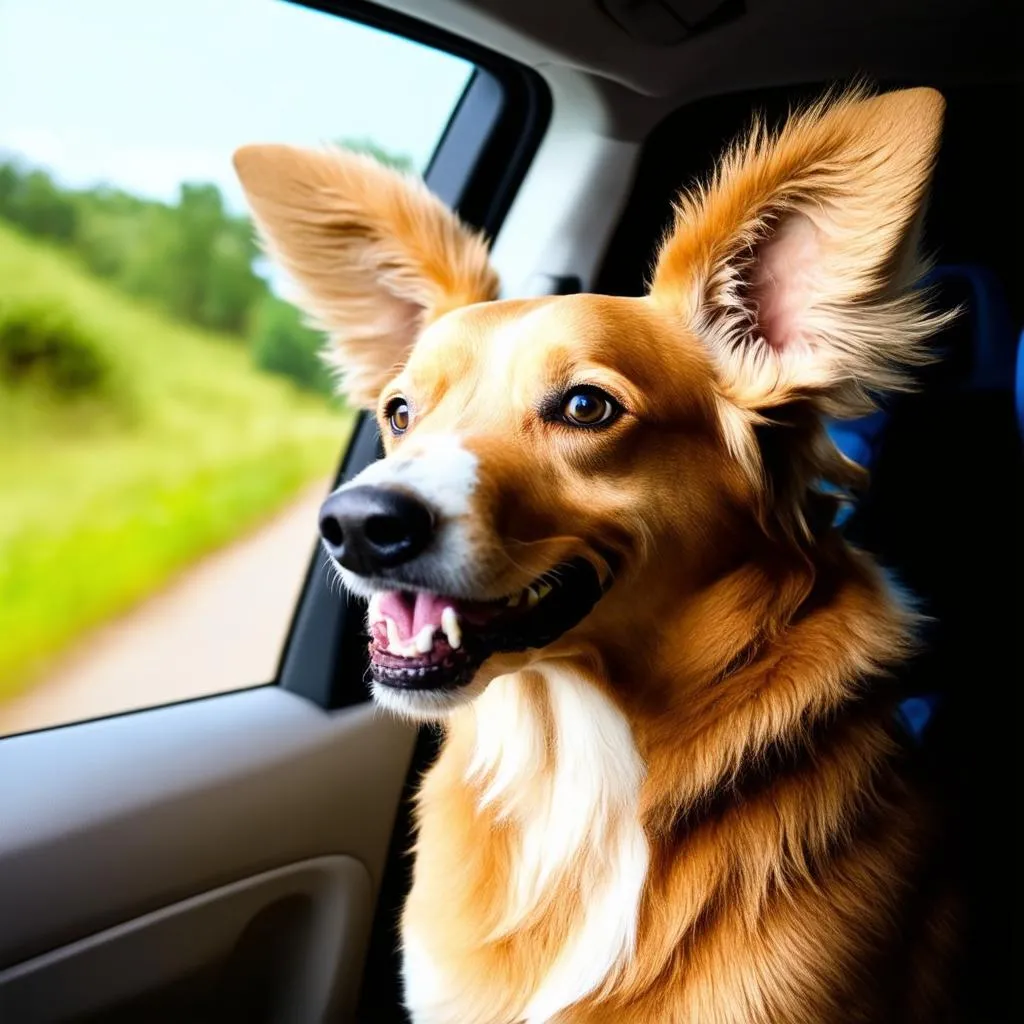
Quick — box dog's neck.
[457,664,648,1021]
[405,549,917,1023]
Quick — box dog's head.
[235,88,947,719]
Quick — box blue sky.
[0,0,472,213]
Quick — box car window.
[0,0,473,736]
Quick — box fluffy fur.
[232,144,498,407]
[235,87,955,1022]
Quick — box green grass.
[0,221,353,701]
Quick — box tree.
[248,294,334,396]
[113,183,262,335]
[0,142,414,352]
[0,163,78,242]
[72,186,151,280]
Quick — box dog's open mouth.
[366,558,607,691]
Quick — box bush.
[0,302,109,395]
[249,294,335,396]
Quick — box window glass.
[0,0,473,734]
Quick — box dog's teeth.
[441,606,462,650]
[384,617,402,652]
[414,625,435,655]
[525,587,540,608]
[381,615,430,658]
[367,592,382,624]
[506,591,521,608]
[535,582,553,600]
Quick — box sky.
[0,0,472,214]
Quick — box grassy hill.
[0,221,352,701]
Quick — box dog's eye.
[386,397,411,435]
[560,386,620,428]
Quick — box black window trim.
[277,0,551,710]
[288,0,551,236]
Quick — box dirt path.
[0,480,332,736]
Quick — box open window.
[0,2,548,1021]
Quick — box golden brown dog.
[235,86,955,1023]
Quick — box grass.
[0,221,353,701]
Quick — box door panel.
[0,688,415,971]
[0,855,372,1023]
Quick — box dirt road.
[0,481,332,736]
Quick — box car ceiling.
[376,0,1020,102]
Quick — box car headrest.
[925,263,1015,391]
[827,262,1015,474]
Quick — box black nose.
[318,485,435,575]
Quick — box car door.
[0,2,547,1020]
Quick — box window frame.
[275,0,552,711]
[0,0,550,739]
[0,7,551,1015]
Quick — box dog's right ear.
[233,145,499,409]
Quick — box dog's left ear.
[233,145,499,408]
[648,87,948,419]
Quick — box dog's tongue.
[378,590,453,642]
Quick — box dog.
[235,86,956,1023]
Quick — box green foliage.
[0,164,78,241]
[0,162,263,336]
[0,144,413,395]
[0,221,353,701]
[71,185,152,278]
[249,294,334,396]
[96,183,261,333]
[0,301,109,396]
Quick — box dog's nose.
[318,485,435,575]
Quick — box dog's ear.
[648,87,949,419]
[233,145,499,408]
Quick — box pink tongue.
[378,590,453,642]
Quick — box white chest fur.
[403,665,649,1023]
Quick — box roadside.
[0,480,331,737]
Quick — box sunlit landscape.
[0,0,470,727]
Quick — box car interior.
[0,1,1019,1022]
